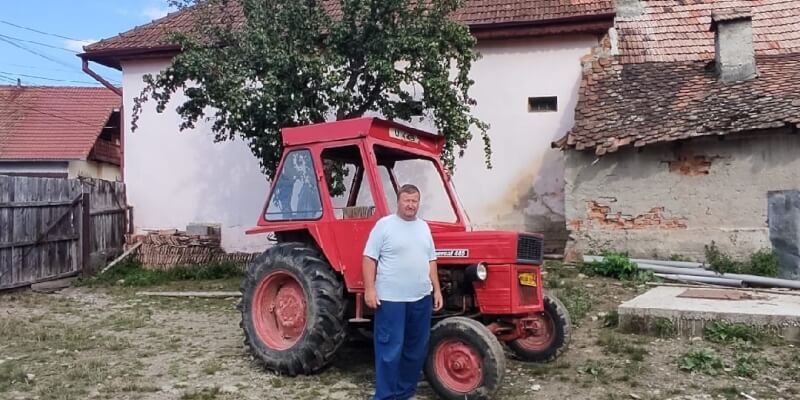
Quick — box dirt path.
[1,272,798,400]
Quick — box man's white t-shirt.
[363,214,437,302]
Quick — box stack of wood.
[126,229,258,269]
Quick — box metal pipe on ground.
[637,263,800,290]
[653,273,743,287]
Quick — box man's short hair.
[397,184,420,200]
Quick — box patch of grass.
[602,310,619,328]
[652,317,676,338]
[597,331,647,362]
[181,387,220,400]
[705,242,779,277]
[80,259,244,287]
[703,321,765,344]
[712,386,742,400]
[0,362,29,392]
[202,360,224,375]
[558,286,592,323]
[120,383,160,392]
[678,348,724,375]
[576,361,607,380]
[270,377,285,388]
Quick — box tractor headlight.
[466,262,488,282]
[476,263,488,281]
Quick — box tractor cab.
[242,118,571,400]
[248,118,470,289]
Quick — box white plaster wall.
[120,34,597,253]
[451,35,598,249]
[68,160,121,181]
[121,60,270,253]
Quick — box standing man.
[363,184,444,400]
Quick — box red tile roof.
[82,1,614,64]
[0,86,121,161]
[561,0,800,154]
[615,0,800,64]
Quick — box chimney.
[710,9,757,83]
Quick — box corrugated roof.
[0,86,121,161]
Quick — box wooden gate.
[0,176,128,290]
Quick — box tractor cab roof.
[281,117,444,155]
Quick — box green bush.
[581,251,639,280]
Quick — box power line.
[0,63,121,86]
[0,33,79,53]
[0,71,102,85]
[0,20,81,41]
[0,36,77,70]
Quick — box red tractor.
[240,117,571,399]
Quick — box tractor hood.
[431,230,544,266]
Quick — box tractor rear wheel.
[424,317,506,400]
[507,290,572,362]
[239,242,346,376]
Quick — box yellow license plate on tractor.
[518,273,536,287]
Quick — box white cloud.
[142,6,172,20]
[64,39,97,52]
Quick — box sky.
[0,0,177,87]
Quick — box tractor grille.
[516,235,544,264]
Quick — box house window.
[528,96,558,112]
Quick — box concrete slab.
[618,286,800,342]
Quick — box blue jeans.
[373,295,432,400]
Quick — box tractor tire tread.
[239,242,346,376]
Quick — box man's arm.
[363,256,380,308]
[430,260,443,311]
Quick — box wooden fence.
[0,176,129,290]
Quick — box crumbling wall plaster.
[565,130,800,260]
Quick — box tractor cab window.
[374,145,457,223]
[321,146,375,219]
[265,150,323,221]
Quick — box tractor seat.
[341,206,375,219]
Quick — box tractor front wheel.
[507,290,572,362]
[424,317,506,400]
[240,242,346,375]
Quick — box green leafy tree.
[132,0,491,181]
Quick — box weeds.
[652,318,676,338]
[0,362,28,392]
[703,321,766,344]
[704,242,779,277]
[678,348,724,375]
[181,387,221,400]
[558,286,593,323]
[581,252,639,280]
[597,331,647,362]
[734,355,761,378]
[602,310,619,328]
[577,361,607,379]
[80,259,243,287]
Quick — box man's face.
[397,191,420,220]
